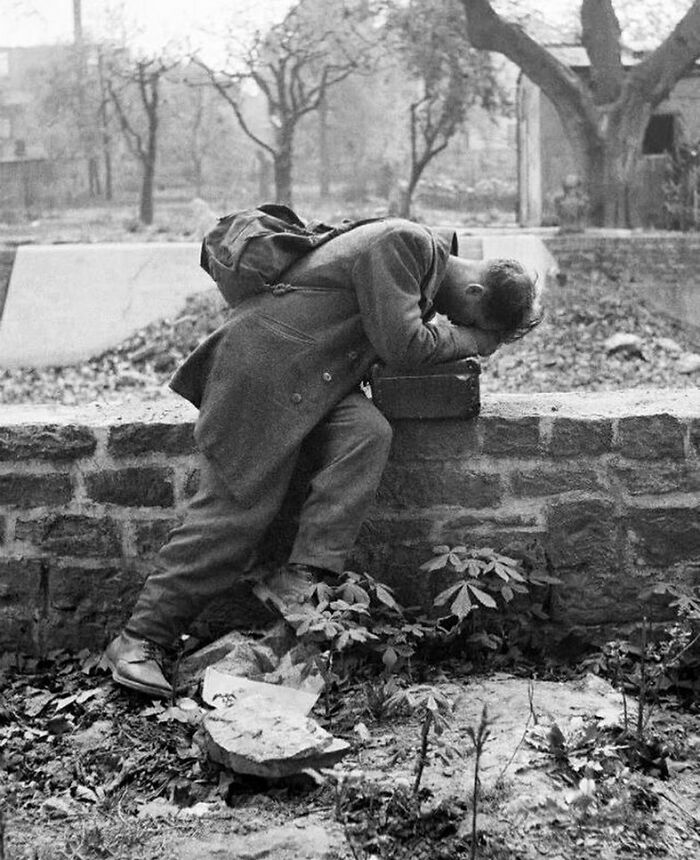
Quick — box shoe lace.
[143,639,166,665]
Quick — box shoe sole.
[102,653,172,699]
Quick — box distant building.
[0,44,76,212]
[517,44,700,228]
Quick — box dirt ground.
[1,647,699,860]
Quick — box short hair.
[481,258,544,342]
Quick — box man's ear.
[465,282,485,297]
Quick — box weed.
[466,705,493,860]
[422,544,560,656]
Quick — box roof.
[547,44,641,68]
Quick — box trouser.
[126,390,393,647]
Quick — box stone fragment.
[203,702,350,778]
[177,630,278,689]
[677,352,700,374]
[604,332,644,357]
[201,668,320,714]
[656,337,682,354]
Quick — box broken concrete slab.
[201,668,320,715]
[203,702,350,778]
[177,631,279,690]
[177,625,323,697]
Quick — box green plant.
[386,686,457,795]
[290,570,435,676]
[422,544,560,654]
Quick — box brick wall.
[545,232,700,293]
[1,391,699,655]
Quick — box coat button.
[291,392,302,404]
[347,350,358,361]
[322,371,333,382]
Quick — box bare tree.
[387,0,508,217]
[195,0,377,205]
[460,0,700,226]
[106,54,177,224]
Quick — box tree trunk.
[256,151,272,200]
[140,160,155,225]
[319,96,330,198]
[274,128,294,206]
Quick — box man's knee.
[365,409,393,458]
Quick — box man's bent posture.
[105,218,542,697]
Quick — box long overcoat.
[170,218,479,507]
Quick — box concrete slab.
[0,242,211,369]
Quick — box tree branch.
[460,0,599,135]
[192,58,275,156]
[107,77,145,161]
[631,0,700,108]
[581,0,623,104]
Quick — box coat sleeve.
[351,225,480,368]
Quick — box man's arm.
[352,226,485,368]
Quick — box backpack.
[200,203,379,308]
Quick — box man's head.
[434,256,543,341]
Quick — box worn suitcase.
[370,358,481,420]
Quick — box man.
[104,217,542,697]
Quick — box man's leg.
[289,389,393,574]
[105,452,297,695]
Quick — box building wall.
[519,70,700,227]
[1,392,698,656]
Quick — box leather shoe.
[103,631,173,698]
[253,563,321,620]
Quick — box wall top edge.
[0,389,698,428]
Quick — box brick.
[108,422,195,457]
[0,473,73,507]
[614,461,700,495]
[0,425,96,462]
[0,557,44,609]
[388,420,479,462]
[546,499,619,569]
[15,514,121,557]
[511,466,602,497]
[480,416,540,457]
[378,463,503,508]
[184,467,201,498]
[439,511,540,530]
[134,518,178,555]
[85,466,174,507]
[627,507,700,565]
[616,414,685,460]
[358,516,434,546]
[48,564,146,649]
[549,418,613,457]
[551,564,656,627]
[0,514,5,544]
